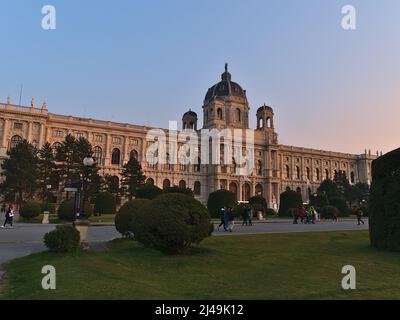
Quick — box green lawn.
[1,230,400,300]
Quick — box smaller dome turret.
[256,103,274,130]
[182,109,198,130]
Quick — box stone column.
[2,119,9,149]
[104,134,111,166]
[27,122,33,142]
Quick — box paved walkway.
[0,220,368,265]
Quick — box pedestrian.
[332,209,338,222]
[298,207,306,224]
[293,208,299,224]
[356,208,365,225]
[227,207,235,232]
[242,207,248,226]
[217,207,226,231]
[248,207,253,226]
[2,205,14,229]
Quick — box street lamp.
[80,156,94,218]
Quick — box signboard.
[64,180,81,192]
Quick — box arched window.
[146,178,154,186]
[306,167,311,180]
[10,135,23,150]
[236,108,241,122]
[257,160,262,175]
[296,166,301,180]
[194,157,201,172]
[163,179,171,190]
[285,165,290,179]
[242,183,251,201]
[93,146,103,165]
[255,184,263,197]
[111,148,121,165]
[217,108,223,120]
[350,172,355,184]
[266,117,271,128]
[316,168,320,181]
[52,142,62,157]
[229,182,238,200]
[258,117,264,128]
[325,169,329,180]
[194,181,201,196]
[130,149,138,161]
[179,180,186,189]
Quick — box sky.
[0,0,399,155]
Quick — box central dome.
[204,64,246,102]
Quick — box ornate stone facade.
[0,66,376,207]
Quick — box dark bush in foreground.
[44,225,80,253]
[249,195,268,212]
[115,199,149,237]
[136,184,163,200]
[278,190,303,217]
[370,148,400,251]
[265,208,277,216]
[207,190,237,218]
[19,201,42,219]
[94,192,116,215]
[320,205,339,219]
[132,193,212,253]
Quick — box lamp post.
[80,156,94,218]
[74,156,94,249]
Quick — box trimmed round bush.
[44,225,80,253]
[207,190,237,218]
[278,190,303,217]
[94,192,116,215]
[329,197,350,217]
[19,201,42,219]
[58,199,75,221]
[115,199,149,237]
[249,195,268,212]
[132,193,212,254]
[136,184,163,200]
[370,148,400,251]
[320,205,339,219]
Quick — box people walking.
[242,207,248,226]
[298,207,306,224]
[356,208,365,225]
[2,205,14,228]
[227,207,235,232]
[217,207,227,231]
[332,209,338,222]
[248,207,253,226]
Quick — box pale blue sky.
[1,0,399,154]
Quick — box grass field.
[1,230,400,300]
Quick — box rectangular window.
[14,122,23,129]
[113,136,122,144]
[76,132,84,139]
[95,134,103,142]
[53,129,64,138]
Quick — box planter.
[42,211,50,224]
[75,219,90,249]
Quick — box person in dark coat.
[227,207,235,232]
[356,208,365,225]
[2,205,14,228]
[217,207,227,231]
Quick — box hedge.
[19,201,42,219]
[44,225,80,253]
[115,199,149,237]
[207,190,237,218]
[94,192,116,215]
[278,190,303,217]
[370,148,400,251]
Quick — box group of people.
[1,204,15,229]
[293,206,319,224]
[217,207,235,232]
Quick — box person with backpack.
[2,205,14,228]
[356,208,365,225]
